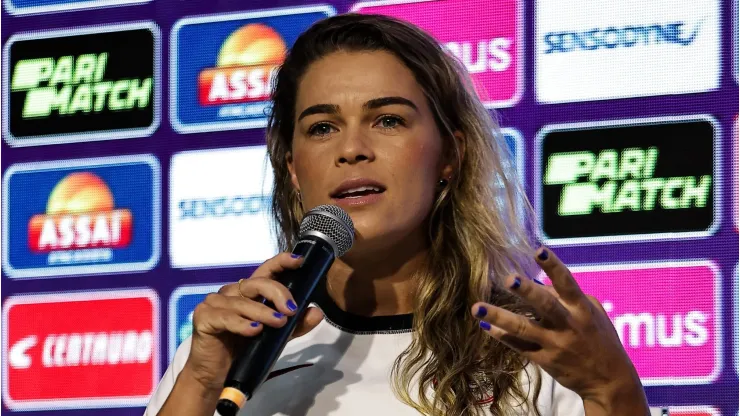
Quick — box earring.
[438,178,449,187]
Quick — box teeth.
[339,186,382,196]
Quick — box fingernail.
[533,279,544,286]
[287,300,297,311]
[510,276,521,289]
[250,321,260,327]
[475,306,487,318]
[537,248,549,261]
[479,321,491,331]
[273,312,284,319]
[291,254,302,259]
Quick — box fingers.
[219,251,303,310]
[189,252,313,341]
[503,274,570,327]
[203,293,290,329]
[472,302,548,346]
[233,278,298,315]
[251,252,305,280]
[535,246,585,305]
[192,301,264,337]
[291,307,325,339]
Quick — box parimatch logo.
[538,117,717,244]
[3,22,159,147]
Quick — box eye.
[375,115,405,130]
[308,122,337,137]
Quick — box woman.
[146,14,648,416]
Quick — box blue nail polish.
[479,321,491,331]
[287,300,297,311]
[274,312,284,319]
[510,276,521,289]
[250,322,260,327]
[291,253,302,259]
[537,249,549,261]
[476,306,487,318]
[533,279,545,286]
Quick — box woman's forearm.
[157,366,221,416]
[582,378,650,416]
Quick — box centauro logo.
[545,147,711,216]
[12,52,152,118]
[3,22,159,146]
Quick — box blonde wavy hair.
[266,13,542,416]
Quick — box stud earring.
[438,178,449,187]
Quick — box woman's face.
[288,50,453,254]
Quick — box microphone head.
[298,204,355,257]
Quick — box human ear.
[440,131,465,181]
[286,151,300,192]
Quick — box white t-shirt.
[145,284,585,416]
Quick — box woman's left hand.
[471,246,649,414]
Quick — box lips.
[330,178,386,200]
[333,185,384,199]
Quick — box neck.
[325,230,428,317]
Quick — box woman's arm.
[155,365,221,416]
[581,375,649,416]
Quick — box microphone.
[216,204,355,416]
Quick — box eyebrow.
[363,96,419,112]
[297,96,419,121]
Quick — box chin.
[345,220,424,258]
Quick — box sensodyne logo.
[169,146,277,268]
[537,116,717,245]
[535,0,720,103]
[178,195,271,219]
[543,21,702,54]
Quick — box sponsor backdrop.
[0,0,737,415]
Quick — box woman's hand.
[183,252,325,392]
[471,247,649,415]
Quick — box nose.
[335,127,375,166]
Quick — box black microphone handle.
[216,234,335,415]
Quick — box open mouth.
[332,185,385,199]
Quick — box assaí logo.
[169,146,277,268]
[543,21,702,54]
[2,290,159,410]
[352,0,522,108]
[2,155,160,278]
[540,262,720,386]
[3,22,159,146]
[171,5,335,133]
[198,24,285,109]
[27,171,133,265]
[535,0,720,103]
